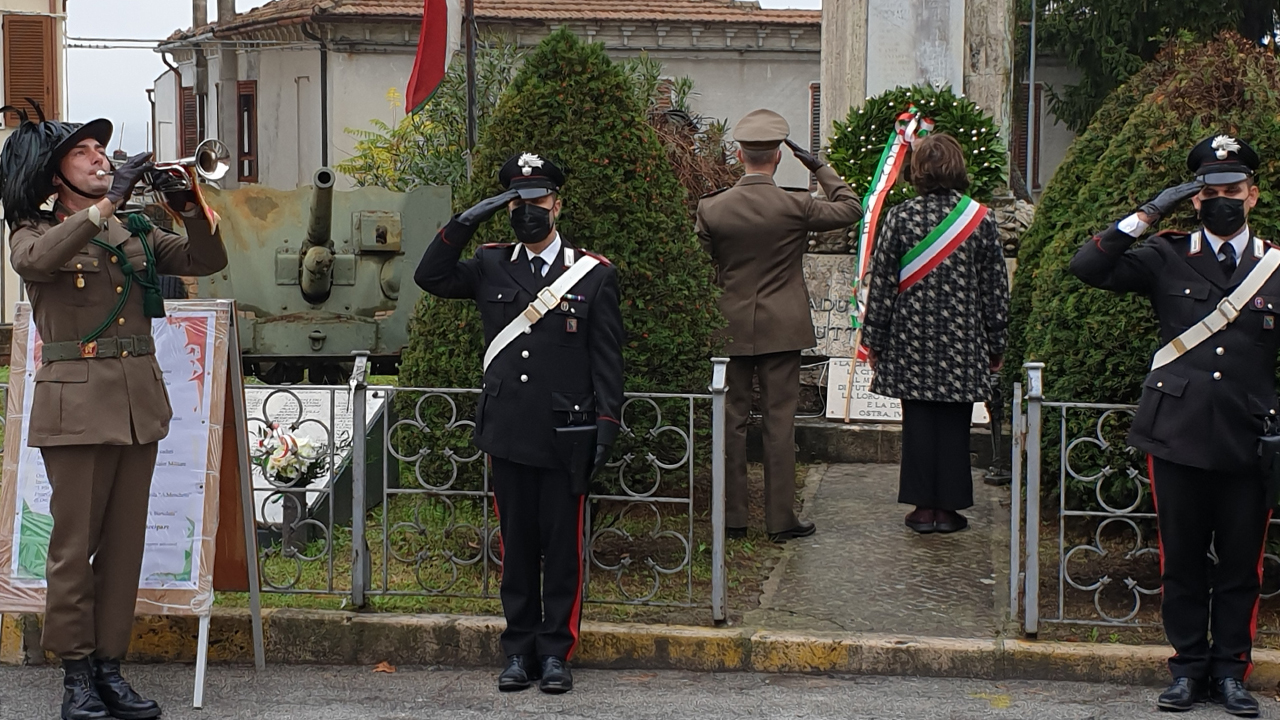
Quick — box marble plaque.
[805,254,857,357]
[825,358,990,425]
[866,0,966,96]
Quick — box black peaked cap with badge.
[0,100,113,225]
[1188,134,1260,185]
[499,152,565,199]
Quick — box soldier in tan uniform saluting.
[0,106,227,720]
[696,109,863,542]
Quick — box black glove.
[164,190,199,213]
[458,189,520,227]
[785,138,823,173]
[589,444,612,482]
[105,152,154,207]
[1138,180,1203,222]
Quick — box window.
[237,80,258,183]
[1012,81,1044,193]
[4,14,58,125]
[179,85,199,158]
[809,82,822,190]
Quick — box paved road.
[0,665,1271,719]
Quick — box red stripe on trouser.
[1243,508,1272,680]
[1148,456,1165,577]
[566,495,586,660]
[492,495,504,571]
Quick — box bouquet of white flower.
[251,423,330,487]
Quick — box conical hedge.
[398,29,722,394]
[1008,32,1280,405]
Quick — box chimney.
[217,0,235,24]
[193,0,207,28]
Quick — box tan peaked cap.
[733,108,790,151]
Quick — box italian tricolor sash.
[898,195,987,292]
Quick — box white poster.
[826,358,990,425]
[9,310,217,590]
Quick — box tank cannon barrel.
[301,167,337,304]
[307,167,336,247]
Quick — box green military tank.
[194,169,451,383]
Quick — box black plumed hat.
[0,100,112,226]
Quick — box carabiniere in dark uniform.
[1071,135,1277,717]
[414,152,624,695]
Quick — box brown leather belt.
[42,335,155,363]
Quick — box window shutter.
[809,82,822,190]
[237,80,258,183]
[4,14,57,125]
[1012,81,1044,192]
[179,85,199,158]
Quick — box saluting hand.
[458,189,521,227]
[1137,180,1204,224]
[785,139,824,173]
[105,151,154,208]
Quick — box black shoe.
[727,527,747,539]
[498,655,539,692]
[1156,677,1207,712]
[768,521,816,543]
[934,510,969,534]
[905,508,936,534]
[61,659,111,720]
[92,658,161,720]
[1210,677,1259,717]
[538,656,573,694]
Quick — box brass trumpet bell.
[151,138,231,189]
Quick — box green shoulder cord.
[80,213,167,346]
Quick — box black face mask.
[510,204,555,245]
[1199,196,1248,238]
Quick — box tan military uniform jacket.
[10,206,228,447]
[696,165,862,355]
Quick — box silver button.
[498,293,503,299]
[520,374,528,383]
[1157,382,1164,388]
[1213,372,1223,380]
[570,308,576,314]
[1184,288,1191,295]
[522,350,529,358]
[523,328,532,335]
[1216,347,1225,355]
[574,405,580,411]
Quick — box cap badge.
[1212,135,1241,161]
[518,153,544,177]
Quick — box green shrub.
[398,28,723,396]
[826,85,1007,207]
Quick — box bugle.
[97,138,231,193]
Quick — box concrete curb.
[6,609,1278,689]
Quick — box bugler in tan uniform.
[696,109,862,540]
[1,108,226,720]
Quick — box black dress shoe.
[92,658,161,720]
[61,659,111,720]
[538,656,573,694]
[498,655,539,692]
[768,521,816,543]
[905,508,936,534]
[1156,677,1207,712]
[727,527,747,540]
[934,510,969,534]
[1210,677,1260,717]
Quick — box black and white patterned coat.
[861,190,1010,403]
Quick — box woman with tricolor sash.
[860,134,1010,535]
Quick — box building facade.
[153,0,823,192]
[0,0,67,324]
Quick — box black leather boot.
[1210,678,1260,717]
[92,657,161,720]
[61,659,110,720]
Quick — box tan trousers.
[726,352,802,533]
[40,443,159,660]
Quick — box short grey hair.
[740,146,781,167]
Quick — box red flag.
[406,0,460,114]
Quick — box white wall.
[1033,59,1082,191]
[153,68,178,162]
[251,47,327,189]
[329,50,418,189]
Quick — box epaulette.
[699,187,730,200]
[1153,229,1191,243]
[479,243,514,249]
[581,249,613,267]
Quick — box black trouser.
[490,456,586,661]
[1149,456,1271,680]
[898,400,974,511]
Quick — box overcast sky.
[67,0,823,154]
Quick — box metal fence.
[1011,362,1280,635]
[245,355,729,622]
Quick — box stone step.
[748,420,1004,469]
